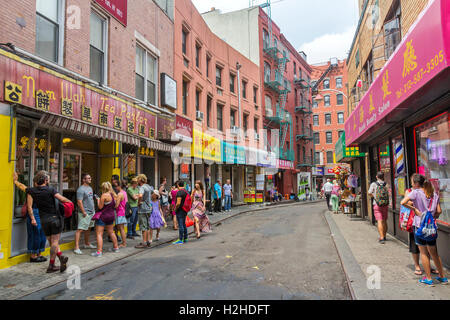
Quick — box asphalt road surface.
[22,202,351,300]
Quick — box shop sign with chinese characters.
[345,0,450,145]
[0,50,157,139]
[94,0,127,26]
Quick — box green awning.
[335,131,366,162]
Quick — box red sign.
[175,115,193,141]
[0,51,156,137]
[157,115,175,140]
[94,0,128,26]
[277,160,294,170]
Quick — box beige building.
[347,0,431,115]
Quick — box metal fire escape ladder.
[311,63,335,94]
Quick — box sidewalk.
[0,200,316,300]
[325,209,449,300]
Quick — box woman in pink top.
[170,184,179,230]
[114,181,128,248]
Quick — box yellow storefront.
[0,49,173,269]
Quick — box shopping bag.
[186,215,194,228]
[399,205,415,233]
[415,210,438,241]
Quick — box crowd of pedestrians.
[14,171,235,274]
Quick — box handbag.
[125,202,133,219]
[399,205,415,233]
[185,215,194,228]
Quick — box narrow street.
[22,203,351,300]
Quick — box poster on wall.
[298,172,311,201]
[256,174,265,191]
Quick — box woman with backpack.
[368,172,390,244]
[401,174,448,285]
[91,182,119,257]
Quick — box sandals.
[415,269,439,276]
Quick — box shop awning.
[345,0,450,145]
[335,131,366,162]
[40,113,174,153]
[40,113,140,146]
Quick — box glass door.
[62,152,81,232]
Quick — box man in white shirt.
[322,179,333,210]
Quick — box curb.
[17,200,320,300]
[323,210,377,300]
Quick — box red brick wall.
[0,0,174,104]
[174,0,263,147]
[311,59,348,166]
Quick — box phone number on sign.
[396,50,445,99]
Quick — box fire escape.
[261,0,294,162]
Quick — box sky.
[192,0,359,64]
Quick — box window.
[90,11,107,84]
[206,55,211,78]
[337,94,344,105]
[414,112,450,223]
[327,151,334,163]
[293,62,297,75]
[355,49,360,68]
[338,130,344,138]
[299,68,303,80]
[207,95,212,127]
[265,95,272,115]
[217,104,223,131]
[230,109,236,127]
[263,29,270,49]
[314,152,321,165]
[253,87,258,104]
[297,145,300,161]
[216,66,222,87]
[326,132,332,144]
[325,114,331,125]
[264,62,271,83]
[384,2,402,59]
[36,0,63,64]
[314,132,320,144]
[294,89,298,106]
[336,78,343,88]
[324,95,331,106]
[364,53,374,85]
[195,90,200,112]
[302,146,306,162]
[337,112,344,124]
[254,118,258,132]
[313,115,319,126]
[323,79,330,89]
[182,29,188,55]
[195,44,201,68]
[230,73,235,93]
[135,45,157,105]
[372,0,380,26]
[313,99,318,108]
[242,81,247,99]
[182,80,188,115]
[243,114,248,136]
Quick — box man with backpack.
[173,181,191,244]
[368,172,390,244]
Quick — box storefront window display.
[415,112,450,224]
[122,144,137,182]
[379,142,393,209]
[392,136,407,210]
[14,124,32,218]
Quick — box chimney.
[211,7,215,11]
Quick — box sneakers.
[435,277,448,284]
[91,251,103,257]
[73,248,83,255]
[109,247,120,253]
[82,244,97,249]
[419,277,434,286]
[172,239,184,245]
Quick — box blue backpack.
[415,197,438,241]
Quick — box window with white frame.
[263,29,270,49]
[135,44,158,105]
[337,94,344,105]
[326,132,332,144]
[324,95,331,106]
[36,0,64,64]
[327,151,334,163]
[90,11,108,84]
[337,112,344,124]
[313,115,319,126]
[336,77,343,88]
[325,113,331,125]
[264,62,271,83]
[323,79,330,89]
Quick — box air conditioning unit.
[196,111,204,121]
[231,126,241,135]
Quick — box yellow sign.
[191,130,221,162]
[5,81,22,104]
[36,90,50,111]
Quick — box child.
[148,190,167,246]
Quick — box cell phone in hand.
[94,194,100,199]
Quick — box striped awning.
[40,113,140,147]
[144,138,173,153]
